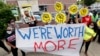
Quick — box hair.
[67,18,76,24]
[93,10,97,17]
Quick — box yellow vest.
[84,26,96,41]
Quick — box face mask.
[89,25,94,28]
[7,31,12,34]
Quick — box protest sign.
[68,4,78,15]
[79,8,89,17]
[54,2,64,12]
[16,24,85,56]
[41,12,52,23]
[11,8,19,17]
[55,12,66,24]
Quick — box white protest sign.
[16,24,85,56]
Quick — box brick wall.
[38,0,77,12]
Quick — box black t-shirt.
[5,31,16,46]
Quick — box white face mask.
[7,31,12,34]
[89,25,94,28]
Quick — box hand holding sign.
[54,2,64,12]
[41,12,52,23]
[79,8,89,17]
[55,12,66,24]
[68,4,78,15]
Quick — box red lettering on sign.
[34,42,44,52]
[34,38,79,52]
[58,40,66,50]
[68,38,79,49]
[44,41,57,52]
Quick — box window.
[39,5,47,11]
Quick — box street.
[0,40,100,56]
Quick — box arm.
[6,41,16,48]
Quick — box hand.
[12,46,16,49]
[84,37,93,42]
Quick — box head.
[6,25,13,34]
[89,22,94,28]
[24,11,30,17]
[10,19,15,25]
[8,19,16,29]
[93,10,97,16]
[68,18,76,24]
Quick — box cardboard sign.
[79,8,89,17]
[11,8,19,17]
[55,12,66,24]
[54,2,64,12]
[41,12,52,23]
[16,24,85,56]
[68,4,78,15]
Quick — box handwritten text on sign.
[16,24,85,56]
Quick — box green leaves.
[0,1,14,39]
[82,0,96,6]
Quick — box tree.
[82,0,96,6]
[97,0,100,2]
[0,1,14,39]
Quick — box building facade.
[5,0,77,13]
[38,0,77,12]
[6,0,18,6]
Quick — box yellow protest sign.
[41,12,52,23]
[55,12,66,24]
[68,4,78,15]
[79,8,89,17]
[54,2,64,12]
[97,20,100,27]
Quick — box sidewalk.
[0,41,100,56]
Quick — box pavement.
[0,40,100,56]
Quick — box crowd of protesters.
[0,9,100,56]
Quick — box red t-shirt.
[82,15,92,25]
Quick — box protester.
[5,19,25,56]
[0,40,10,54]
[97,22,100,43]
[80,14,97,56]
[91,10,99,41]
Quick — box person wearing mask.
[80,14,96,56]
[6,19,25,56]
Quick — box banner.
[16,24,85,56]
